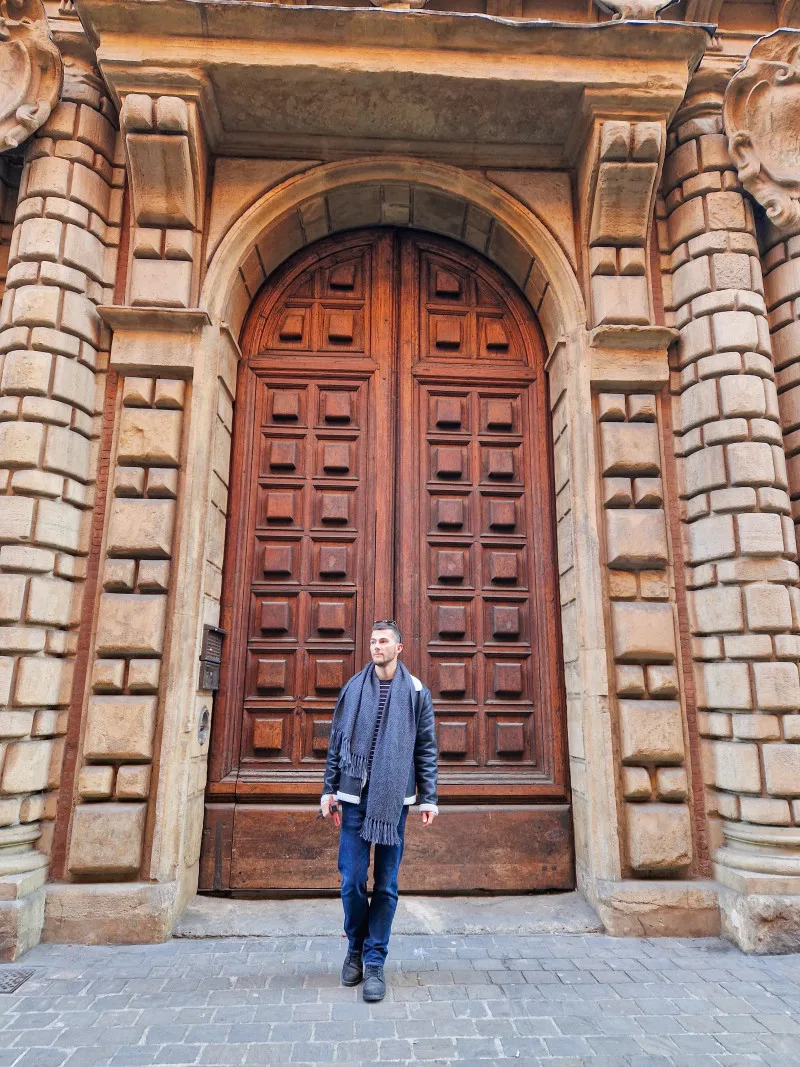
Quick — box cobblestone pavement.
[1,932,799,1066]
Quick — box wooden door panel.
[202,229,572,892]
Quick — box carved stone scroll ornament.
[0,0,62,152]
[724,29,800,230]
[592,0,677,20]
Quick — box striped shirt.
[366,679,392,783]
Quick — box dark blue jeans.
[337,790,408,966]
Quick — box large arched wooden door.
[200,230,572,893]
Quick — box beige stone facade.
[1,0,800,958]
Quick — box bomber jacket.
[321,672,439,812]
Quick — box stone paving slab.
[0,932,798,1066]
[174,895,604,939]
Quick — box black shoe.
[362,964,386,1002]
[341,949,363,986]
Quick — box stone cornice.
[73,0,709,167]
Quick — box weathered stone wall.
[0,54,123,956]
[660,79,800,933]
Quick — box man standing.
[320,620,438,1002]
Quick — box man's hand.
[320,794,340,827]
[421,810,437,827]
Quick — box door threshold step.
[174,892,603,938]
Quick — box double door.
[201,229,572,892]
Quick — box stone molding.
[0,0,62,152]
[724,30,800,231]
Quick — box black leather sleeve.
[322,739,339,797]
[414,687,439,806]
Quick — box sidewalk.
[1,929,799,1066]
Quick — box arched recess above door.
[200,158,586,356]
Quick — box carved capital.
[723,29,800,230]
[0,0,63,152]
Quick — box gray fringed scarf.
[329,661,416,846]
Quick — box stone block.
[605,510,668,570]
[63,223,105,283]
[61,291,101,346]
[14,655,68,707]
[34,499,82,553]
[130,259,192,309]
[686,513,735,564]
[0,889,45,962]
[116,764,151,800]
[656,766,688,800]
[118,409,182,467]
[712,311,758,352]
[763,744,800,796]
[52,356,95,413]
[0,497,35,542]
[127,659,160,693]
[678,316,713,364]
[1,350,52,396]
[700,661,752,710]
[784,715,800,740]
[78,765,114,799]
[83,695,157,761]
[727,442,775,487]
[0,575,26,623]
[683,446,726,497]
[719,374,766,419]
[26,577,73,628]
[600,423,660,478]
[753,662,800,711]
[689,585,743,635]
[739,796,791,825]
[619,700,685,764]
[681,379,718,430]
[91,658,125,693]
[621,766,651,799]
[744,583,792,633]
[706,191,747,231]
[0,739,52,794]
[647,664,679,697]
[67,802,147,877]
[591,275,650,326]
[0,711,34,738]
[626,803,691,873]
[713,740,761,792]
[611,602,675,663]
[668,197,705,249]
[102,559,136,593]
[137,560,170,593]
[672,256,711,307]
[107,499,175,559]
[95,594,166,657]
[737,513,785,556]
[616,665,645,696]
[0,421,44,470]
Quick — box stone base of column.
[43,882,178,945]
[716,867,800,954]
[592,880,721,937]
[0,888,46,961]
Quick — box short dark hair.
[371,620,402,643]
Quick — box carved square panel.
[276,310,307,345]
[315,490,354,528]
[311,717,332,756]
[247,651,296,699]
[309,594,354,641]
[263,489,300,526]
[483,496,523,534]
[305,651,355,699]
[434,395,464,430]
[433,711,476,762]
[435,443,467,482]
[481,318,511,354]
[485,550,523,587]
[261,542,297,581]
[256,595,296,638]
[431,495,468,532]
[492,660,524,698]
[431,315,464,351]
[429,654,475,702]
[481,397,517,433]
[267,439,300,473]
[323,309,361,349]
[488,603,523,640]
[495,721,525,754]
[320,389,355,425]
[481,445,518,482]
[435,549,468,584]
[327,260,360,294]
[253,717,284,751]
[436,603,468,639]
[245,710,292,761]
[269,389,304,424]
[317,439,355,477]
[434,267,463,299]
[299,710,336,761]
[313,541,353,581]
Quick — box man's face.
[370,628,402,666]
